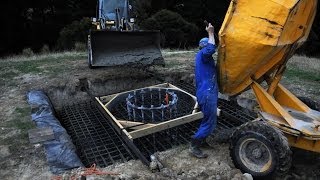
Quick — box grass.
[4,107,35,133]
[285,55,320,82]
[285,68,320,82]
[160,49,197,70]
[162,50,196,58]
[0,51,86,147]
[0,51,86,62]
[6,107,35,131]
[0,51,318,88]
[287,56,320,73]
[0,49,198,80]
[1,107,35,152]
[14,107,30,116]
[162,48,197,53]
[164,59,187,67]
[0,71,19,87]
[0,51,86,79]
[0,52,87,153]
[2,133,30,152]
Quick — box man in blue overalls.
[190,23,218,158]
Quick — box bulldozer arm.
[88,30,164,67]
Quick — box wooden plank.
[122,129,133,140]
[118,120,157,127]
[167,83,200,113]
[119,129,151,165]
[96,97,125,129]
[118,120,153,129]
[28,127,55,144]
[168,83,197,101]
[118,120,146,127]
[129,124,156,130]
[99,83,195,105]
[129,112,203,139]
[99,83,169,103]
[95,98,133,139]
[99,94,117,103]
[118,120,157,130]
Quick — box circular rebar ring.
[126,88,178,123]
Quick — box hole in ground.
[46,72,194,167]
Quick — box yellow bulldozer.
[218,0,319,178]
[87,0,164,68]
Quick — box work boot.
[189,138,208,158]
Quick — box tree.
[0,0,319,55]
[57,17,91,50]
[141,9,198,49]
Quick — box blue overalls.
[194,43,218,140]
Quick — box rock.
[160,168,177,178]
[149,154,164,172]
[283,174,293,180]
[149,161,158,172]
[85,176,95,180]
[189,73,195,80]
[242,173,253,180]
[130,173,140,179]
[292,173,302,179]
[216,174,221,180]
[236,97,258,112]
[0,145,11,158]
[218,93,230,101]
[198,171,209,179]
[231,173,243,180]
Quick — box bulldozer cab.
[98,0,129,21]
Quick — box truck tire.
[298,96,320,111]
[230,121,292,179]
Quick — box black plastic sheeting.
[27,90,83,174]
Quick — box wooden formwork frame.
[95,83,203,140]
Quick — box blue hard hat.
[199,37,209,49]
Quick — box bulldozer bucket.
[88,30,164,67]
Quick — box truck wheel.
[298,96,320,111]
[230,121,292,179]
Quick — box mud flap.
[88,30,164,67]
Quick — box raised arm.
[201,23,216,59]
[207,23,216,46]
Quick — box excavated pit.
[47,76,160,108]
[47,73,202,167]
[47,72,255,168]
